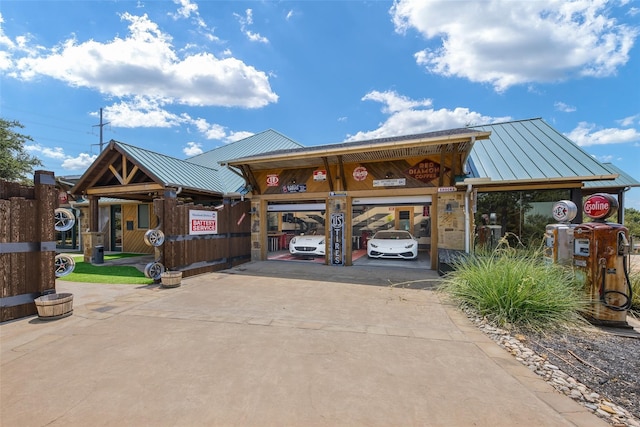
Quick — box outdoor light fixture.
[385,172,393,179]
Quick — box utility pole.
[92,108,110,151]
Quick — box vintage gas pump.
[573,193,633,327]
[544,200,578,265]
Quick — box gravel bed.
[466,309,640,427]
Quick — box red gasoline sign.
[583,193,618,220]
[353,166,368,182]
[266,174,279,187]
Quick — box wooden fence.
[1,171,57,322]
[154,196,251,278]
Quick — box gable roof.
[466,118,618,185]
[72,140,224,201]
[188,129,304,193]
[225,127,490,171]
[116,141,225,193]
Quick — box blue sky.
[1,0,639,209]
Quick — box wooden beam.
[86,183,164,195]
[338,156,346,191]
[322,157,334,192]
[124,165,139,185]
[439,148,445,187]
[108,165,125,185]
[241,165,261,195]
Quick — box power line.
[92,108,111,151]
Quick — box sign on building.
[330,212,345,266]
[189,210,218,235]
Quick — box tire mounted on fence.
[54,254,75,277]
[54,208,75,232]
[143,229,165,247]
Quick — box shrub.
[629,267,640,317]
[439,237,589,331]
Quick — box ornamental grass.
[439,235,590,332]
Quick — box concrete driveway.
[1,261,606,427]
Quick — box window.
[138,204,150,229]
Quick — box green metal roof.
[187,129,303,193]
[467,118,618,184]
[584,162,640,189]
[114,141,225,194]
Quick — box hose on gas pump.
[599,255,633,311]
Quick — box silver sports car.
[289,234,326,257]
[367,230,418,260]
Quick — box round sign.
[353,166,368,182]
[583,193,618,221]
[551,200,577,223]
[266,174,279,186]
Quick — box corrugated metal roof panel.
[115,141,225,194]
[468,119,616,183]
[187,129,303,192]
[584,163,640,189]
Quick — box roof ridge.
[112,140,219,172]
[470,117,544,128]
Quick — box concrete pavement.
[1,261,609,427]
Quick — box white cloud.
[102,97,185,128]
[566,121,640,146]
[183,141,203,156]
[25,144,66,160]
[391,0,638,92]
[617,114,640,127]
[61,153,98,171]
[554,101,576,113]
[191,118,226,140]
[347,90,510,141]
[25,143,97,171]
[234,9,269,43]
[5,12,276,108]
[226,130,254,143]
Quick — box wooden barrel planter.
[34,293,74,320]
[161,271,182,288]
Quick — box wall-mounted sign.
[58,191,68,204]
[282,183,307,193]
[189,210,218,235]
[330,212,345,266]
[313,170,327,181]
[406,160,441,182]
[437,186,457,193]
[373,178,406,187]
[353,166,368,182]
[266,174,279,187]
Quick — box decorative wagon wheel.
[54,254,76,277]
[144,262,165,280]
[54,208,76,232]
[143,229,165,247]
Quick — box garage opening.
[266,202,326,263]
[352,196,432,269]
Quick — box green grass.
[439,240,589,332]
[60,253,154,285]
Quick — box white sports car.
[367,230,418,260]
[289,234,325,257]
